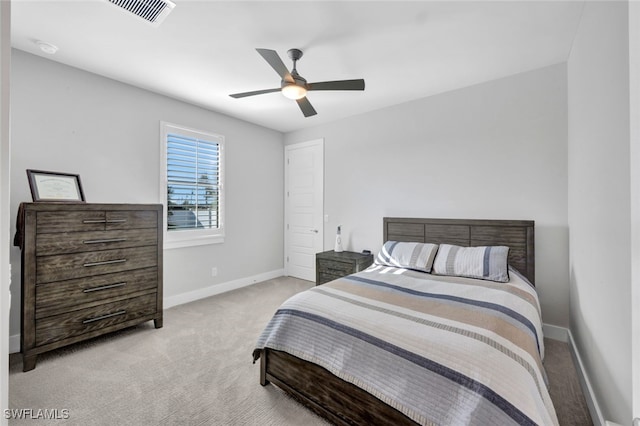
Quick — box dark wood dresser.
[315,250,374,285]
[16,202,163,371]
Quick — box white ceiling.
[11,0,585,133]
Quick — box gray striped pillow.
[432,244,510,282]
[375,241,439,273]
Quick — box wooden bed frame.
[259,217,535,425]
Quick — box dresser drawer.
[36,246,158,284]
[36,228,158,256]
[35,293,158,346]
[35,267,159,318]
[105,210,158,231]
[37,210,158,234]
[37,211,105,233]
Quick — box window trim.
[160,121,225,249]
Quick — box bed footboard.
[259,348,418,426]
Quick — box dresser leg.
[22,354,37,372]
[154,318,163,329]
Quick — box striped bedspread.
[254,265,558,425]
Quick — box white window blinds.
[166,133,220,231]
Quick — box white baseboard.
[607,417,640,426]
[8,269,285,354]
[542,324,605,426]
[9,334,18,355]
[543,323,569,342]
[567,329,606,426]
[163,268,284,309]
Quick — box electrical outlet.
[211,267,218,277]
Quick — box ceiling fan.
[229,48,365,117]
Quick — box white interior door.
[285,139,324,282]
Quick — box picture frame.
[26,169,86,202]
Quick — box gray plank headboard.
[383,217,535,285]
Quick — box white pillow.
[375,241,439,273]
[432,244,510,283]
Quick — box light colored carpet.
[544,339,593,425]
[9,276,591,425]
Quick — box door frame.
[284,138,324,278]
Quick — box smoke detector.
[106,0,176,26]
[35,40,58,55]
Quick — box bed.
[253,217,557,425]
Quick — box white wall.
[9,50,285,338]
[631,0,640,419]
[285,63,569,327]
[567,1,632,424]
[1,1,11,422]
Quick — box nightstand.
[315,250,374,285]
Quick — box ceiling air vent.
[106,0,176,26]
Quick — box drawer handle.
[83,259,127,267]
[82,310,126,324]
[83,238,128,244]
[326,268,349,273]
[82,219,127,224]
[83,282,127,293]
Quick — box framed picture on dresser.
[26,169,85,202]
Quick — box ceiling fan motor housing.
[283,48,306,88]
[281,73,307,89]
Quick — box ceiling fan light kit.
[281,84,307,100]
[229,48,365,117]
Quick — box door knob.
[311,229,319,233]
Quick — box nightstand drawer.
[317,272,347,285]
[317,259,354,276]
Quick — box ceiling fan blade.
[307,79,365,91]
[256,48,294,83]
[229,88,281,99]
[296,97,317,117]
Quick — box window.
[160,122,224,249]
